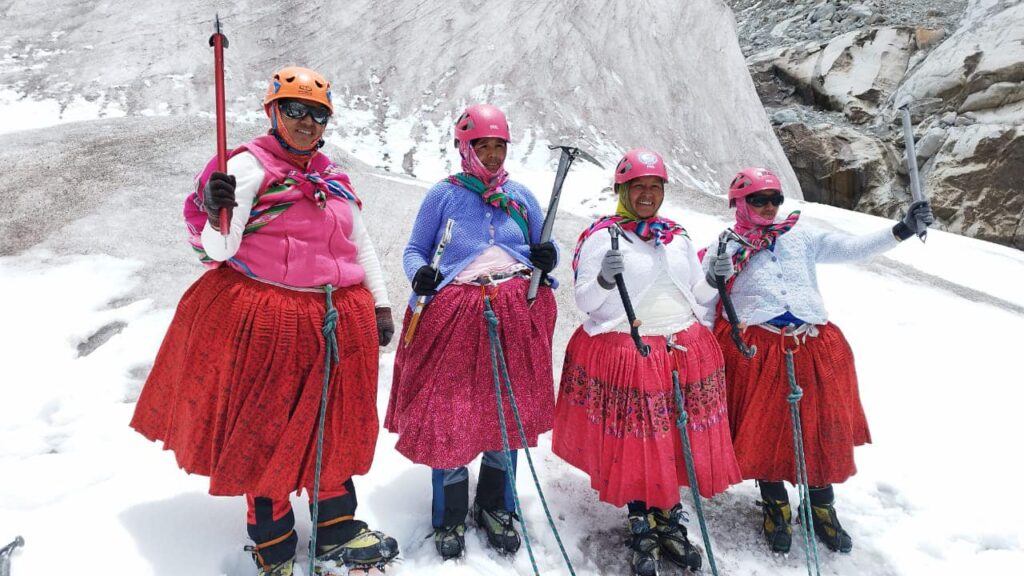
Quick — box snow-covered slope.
[2,108,1023,575]
[3,2,1023,574]
[0,0,799,196]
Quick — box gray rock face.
[771,108,801,125]
[732,0,1024,250]
[777,121,896,210]
[892,0,1024,249]
[811,3,838,23]
[751,28,916,123]
[924,125,1024,249]
[914,128,947,162]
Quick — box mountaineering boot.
[760,498,793,553]
[627,512,661,576]
[313,524,400,574]
[797,485,852,554]
[473,459,521,555]
[243,546,295,576]
[433,523,467,560]
[803,502,853,553]
[472,503,522,555]
[758,480,792,553]
[804,485,853,553]
[255,557,295,576]
[652,505,702,571]
[432,473,470,560]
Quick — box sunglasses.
[746,194,784,207]
[279,100,331,125]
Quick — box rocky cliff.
[729,0,1023,249]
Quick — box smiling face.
[627,175,665,219]
[278,98,327,150]
[471,137,508,173]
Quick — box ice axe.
[0,536,23,576]
[608,222,650,357]
[209,14,230,242]
[899,104,928,242]
[716,229,757,359]
[403,218,455,347]
[526,145,603,304]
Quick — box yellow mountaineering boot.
[805,501,853,553]
[760,498,793,553]
[626,511,661,576]
[314,527,400,574]
[652,505,702,571]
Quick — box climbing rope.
[784,341,821,576]
[670,362,720,576]
[483,295,576,576]
[308,285,341,576]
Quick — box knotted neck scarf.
[570,183,689,277]
[448,139,529,240]
[726,199,801,290]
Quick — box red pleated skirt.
[130,267,379,499]
[552,323,742,508]
[716,320,870,485]
[385,278,557,469]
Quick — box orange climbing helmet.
[263,66,333,113]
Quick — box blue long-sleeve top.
[402,179,559,309]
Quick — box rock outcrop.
[731,0,1024,249]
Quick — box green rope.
[309,285,341,576]
[785,348,821,576]
[671,368,720,576]
[483,295,576,576]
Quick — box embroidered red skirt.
[130,267,379,499]
[716,320,870,485]
[552,323,741,508]
[385,278,557,469]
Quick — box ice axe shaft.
[716,229,756,359]
[608,223,650,357]
[210,14,230,238]
[527,145,603,303]
[899,105,928,242]
[0,536,24,576]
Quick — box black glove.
[529,241,557,274]
[203,172,237,230]
[411,265,444,296]
[893,200,935,240]
[375,307,394,347]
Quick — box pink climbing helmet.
[454,104,510,145]
[728,167,782,206]
[610,148,667,182]
[614,149,668,184]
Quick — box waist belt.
[461,268,531,286]
[756,322,821,344]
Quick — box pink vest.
[186,136,365,289]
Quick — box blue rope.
[784,348,821,576]
[671,368,719,576]
[309,285,340,576]
[483,295,576,576]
